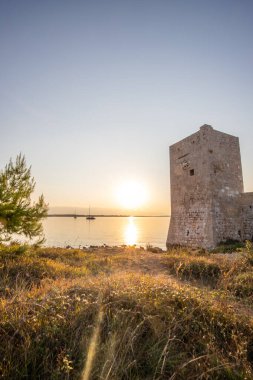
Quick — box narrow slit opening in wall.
[190,169,194,176]
[187,230,189,236]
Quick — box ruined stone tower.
[167,125,253,249]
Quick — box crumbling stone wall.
[241,193,253,241]
[167,125,253,249]
[208,129,243,244]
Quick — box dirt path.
[121,252,168,275]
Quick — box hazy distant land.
[47,214,170,217]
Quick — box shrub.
[146,244,163,253]
[228,272,253,298]
[211,241,244,254]
[177,260,221,284]
[245,240,253,265]
[162,254,222,286]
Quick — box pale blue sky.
[1,0,253,213]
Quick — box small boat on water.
[86,206,96,220]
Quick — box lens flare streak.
[81,308,104,380]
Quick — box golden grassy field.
[1,243,253,379]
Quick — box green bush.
[211,241,244,253]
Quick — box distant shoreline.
[47,214,170,218]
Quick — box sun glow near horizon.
[116,180,149,210]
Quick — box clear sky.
[1,0,253,214]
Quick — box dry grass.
[0,244,253,379]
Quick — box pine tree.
[0,154,48,243]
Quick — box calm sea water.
[43,216,170,249]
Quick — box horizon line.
[47,214,170,218]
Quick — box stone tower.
[167,125,253,249]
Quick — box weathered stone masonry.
[167,125,253,249]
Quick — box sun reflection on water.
[124,216,138,246]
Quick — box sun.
[116,180,149,210]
